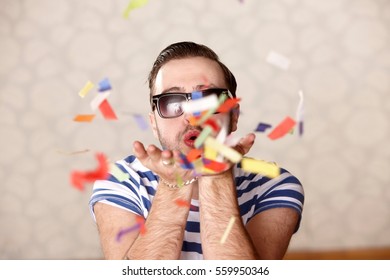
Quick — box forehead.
[154,57,226,94]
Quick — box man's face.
[149,57,239,154]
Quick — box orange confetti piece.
[99,99,118,120]
[73,114,95,122]
[174,199,191,208]
[216,98,241,113]
[136,215,147,235]
[70,153,109,191]
[267,116,296,140]
[186,149,202,162]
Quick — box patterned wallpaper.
[0,0,389,259]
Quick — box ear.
[149,112,159,139]
[230,103,240,132]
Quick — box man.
[89,41,304,260]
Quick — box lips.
[183,130,200,148]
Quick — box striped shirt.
[89,155,304,260]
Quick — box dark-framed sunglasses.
[151,88,233,119]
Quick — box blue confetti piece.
[255,122,272,132]
[133,114,149,130]
[191,91,202,117]
[98,78,112,92]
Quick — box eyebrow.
[162,84,218,94]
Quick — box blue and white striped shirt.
[89,155,304,260]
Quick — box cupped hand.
[132,141,195,184]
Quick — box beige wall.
[0,0,389,259]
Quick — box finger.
[133,141,148,160]
[234,133,256,155]
[161,150,174,165]
[146,144,162,162]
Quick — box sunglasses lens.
[159,95,186,118]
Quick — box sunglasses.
[151,88,233,119]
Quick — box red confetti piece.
[203,158,229,172]
[204,118,220,132]
[70,153,109,191]
[216,98,241,113]
[99,99,118,120]
[174,199,191,208]
[267,116,296,140]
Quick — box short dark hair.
[148,41,237,99]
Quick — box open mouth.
[183,130,200,148]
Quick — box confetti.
[182,94,219,115]
[203,158,229,172]
[204,137,242,163]
[99,99,118,120]
[116,215,146,241]
[56,149,90,155]
[123,0,149,19]
[78,81,94,98]
[220,216,236,244]
[186,149,202,162]
[98,78,112,92]
[194,125,213,148]
[136,215,147,235]
[216,98,241,113]
[266,50,291,70]
[70,153,109,191]
[90,91,111,111]
[296,90,304,136]
[255,122,272,132]
[116,224,140,242]
[110,163,130,182]
[73,114,95,122]
[241,157,280,178]
[174,199,191,208]
[267,116,296,140]
[133,114,149,130]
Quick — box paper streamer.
[241,157,280,178]
[267,116,296,140]
[78,81,94,98]
[220,216,236,244]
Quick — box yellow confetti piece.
[78,81,94,98]
[73,114,95,122]
[241,157,280,178]
[123,0,149,19]
[204,145,218,161]
[110,164,130,182]
[204,137,242,163]
[220,216,236,244]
